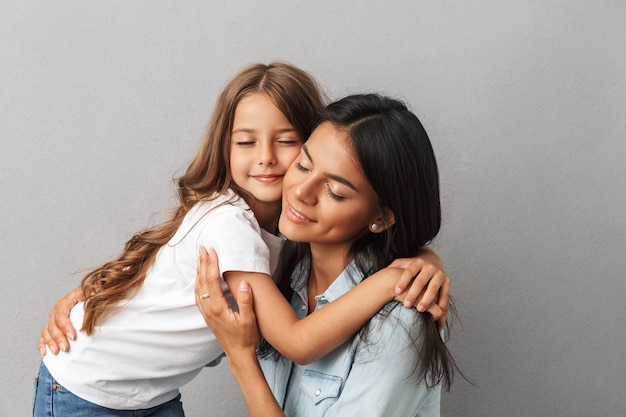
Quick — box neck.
[308,243,352,296]
[248,199,281,235]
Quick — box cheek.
[282,164,300,188]
[278,148,302,167]
[324,202,372,231]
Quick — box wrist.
[371,267,401,301]
[228,348,259,378]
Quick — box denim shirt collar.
[291,261,364,312]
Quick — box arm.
[206,247,403,364]
[222,249,449,364]
[195,267,285,417]
[198,247,444,365]
[195,258,437,417]
[37,288,85,355]
[208,247,448,365]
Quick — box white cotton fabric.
[44,190,285,409]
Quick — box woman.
[196,93,457,416]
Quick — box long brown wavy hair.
[79,62,325,334]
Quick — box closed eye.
[234,140,255,146]
[277,138,301,145]
[294,161,309,172]
[325,184,346,201]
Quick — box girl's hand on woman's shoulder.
[389,248,450,330]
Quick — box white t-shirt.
[44,190,285,409]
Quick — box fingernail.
[66,332,75,341]
[239,281,250,291]
[416,304,426,312]
[39,347,46,356]
[59,342,68,352]
[51,346,59,355]
[395,287,402,294]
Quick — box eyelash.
[295,161,346,201]
[325,185,346,201]
[278,138,300,145]
[234,138,300,146]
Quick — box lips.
[252,174,283,184]
[284,201,314,224]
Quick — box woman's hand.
[194,247,260,355]
[390,248,450,330]
[37,288,85,356]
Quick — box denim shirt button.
[300,305,307,311]
[314,389,321,396]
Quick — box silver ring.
[200,293,210,299]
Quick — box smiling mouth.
[285,202,314,224]
[252,175,283,184]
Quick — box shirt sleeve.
[324,306,441,417]
[195,203,271,276]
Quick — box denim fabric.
[32,362,185,417]
[259,261,441,417]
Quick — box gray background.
[2,1,625,416]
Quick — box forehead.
[233,93,292,128]
[305,122,370,185]
[306,122,350,153]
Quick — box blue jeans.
[33,362,186,417]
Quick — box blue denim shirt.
[259,261,441,417]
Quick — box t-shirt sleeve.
[194,204,271,276]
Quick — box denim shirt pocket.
[298,369,343,405]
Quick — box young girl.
[196,93,458,416]
[34,64,449,416]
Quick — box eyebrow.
[302,144,359,192]
[231,127,297,134]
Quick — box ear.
[368,208,396,233]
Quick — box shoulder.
[171,190,261,247]
[190,191,258,228]
[358,303,425,359]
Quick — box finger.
[401,264,437,309]
[38,336,47,356]
[425,303,443,321]
[196,247,218,296]
[195,247,227,311]
[235,281,261,345]
[414,269,446,312]
[51,289,83,350]
[195,246,209,296]
[395,267,419,296]
[54,309,78,345]
[236,281,255,323]
[40,321,59,355]
[436,277,451,330]
[438,309,449,331]
[71,288,87,302]
[394,259,424,294]
[46,316,70,353]
[47,300,74,353]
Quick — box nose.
[258,142,277,166]
[293,175,317,206]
